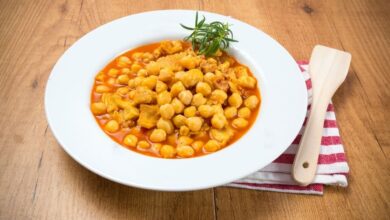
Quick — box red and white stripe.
[227,62,349,195]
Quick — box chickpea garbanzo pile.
[91,40,260,158]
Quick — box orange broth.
[91,41,261,158]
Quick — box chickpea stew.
[90,40,261,158]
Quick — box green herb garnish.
[180,12,238,57]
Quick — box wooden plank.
[209,0,389,219]
[0,0,389,219]
[0,0,214,219]
[324,0,390,157]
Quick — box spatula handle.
[292,97,330,186]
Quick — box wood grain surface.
[0,0,389,219]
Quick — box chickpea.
[204,140,221,152]
[155,80,168,93]
[157,91,172,105]
[184,106,197,117]
[111,110,124,124]
[232,118,249,129]
[215,70,223,77]
[229,82,239,94]
[106,103,118,113]
[215,49,223,56]
[178,90,193,105]
[153,48,162,58]
[198,105,213,118]
[174,71,185,81]
[159,104,175,119]
[210,89,227,104]
[130,76,145,88]
[137,140,151,149]
[132,52,143,60]
[142,52,153,61]
[203,72,216,86]
[181,69,203,88]
[171,98,185,113]
[95,73,105,81]
[235,66,249,77]
[117,74,130,85]
[218,61,230,72]
[104,120,119,133]
[107,68,119,77]
[228,93,243,108]
[224,106,237,119]
[170,81,185,97]
[137,69,148,77]
[133,86,154,104]
[244,95,260,109]
[107,78,116,85]
[111,93,122,104]
[117,56,132,68]
[142,76,158,90]
[150,129,167,142]
[191,141,204,152]
[238,75,257,89]
[123,134,138,147]
[211,113,227,129]
[145,61,160,75]
[178,136,193,146]
[186,117,203,131]
[95,85,111,93]
[157,118,174,134]
[191,93,207,107]
[211,104,224,115]
[201,58,218,72]
[177,145,195,158]
[238,107,251,119]
[131,63,142,73]
[180,56,197,69]
[116,87,129,95]
[128,90,136,99]
[210,128,234,144]
[196,82,212,96]
[91,102,107,115]
[173,114,187,128]
[159,67,174,82]
[128,77,141,89]
[179,126,190,136]
[161,40,183,54]
[160,145,176,158]
[121,68,131,74]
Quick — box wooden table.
[1,0,389,219]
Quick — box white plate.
[45,10,307,191]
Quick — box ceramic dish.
[45,10,307,191]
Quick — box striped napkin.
[226,61,349,195]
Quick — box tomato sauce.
[91,41,261,158]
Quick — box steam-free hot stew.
[91,40,260,158]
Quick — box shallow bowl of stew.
[45,10,307,191]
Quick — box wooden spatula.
[292,45,351,186]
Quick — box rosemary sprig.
[180,12,238,57]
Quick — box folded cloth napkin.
[226,61,349,195]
